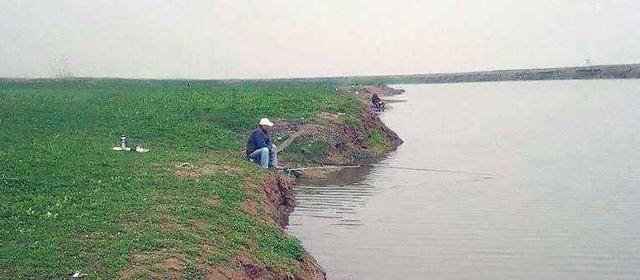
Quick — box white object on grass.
[112,146,149,153]
[70,271,88,278]
[135,147,149,153]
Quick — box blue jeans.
[248,145,277,168]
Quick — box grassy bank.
[0,79,370,278]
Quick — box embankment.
[274,92,402,178]
[155,63,638,85]
[369,63,640,84]
[0,79,401,279]
[209,84,403,279]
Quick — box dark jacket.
[371,93,382,104]
[246,127,271,157]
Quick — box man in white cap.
[246,118,277,168]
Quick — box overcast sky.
[1,0,639,79]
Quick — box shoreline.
[273,84,404,279]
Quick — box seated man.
[246,118,278,168]
[371,93,384,108]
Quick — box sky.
[0,0,639,79]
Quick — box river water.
[287,80,640,280]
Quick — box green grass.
[0,79,362,278]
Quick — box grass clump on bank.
[0,79,361,278]
[364,130,390,155]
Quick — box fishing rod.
[278,164,502,178]
[280,165,360,171]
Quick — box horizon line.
[1,62,639,81]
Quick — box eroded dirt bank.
[216,84,403,279]
[151,84,402,280]
[254,84,404,279]
[203,175,326,280]
[272,85,403,177]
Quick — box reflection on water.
[288,80,640,280]
[290,165,375,227]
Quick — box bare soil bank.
[273,87,402,178]
[213,175,327,280]
[232,85,403,279]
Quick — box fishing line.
[381,165,504,178]
[280,164,503,178]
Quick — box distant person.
[371,93,384,109]
[246,118,277,168]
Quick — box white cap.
[259,118,274,127]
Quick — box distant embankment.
[2,64,638,85]
[280,63,640,85]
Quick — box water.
[287,80,640,280]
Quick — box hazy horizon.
[1,0,639,79]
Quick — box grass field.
[0,79,362,278]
